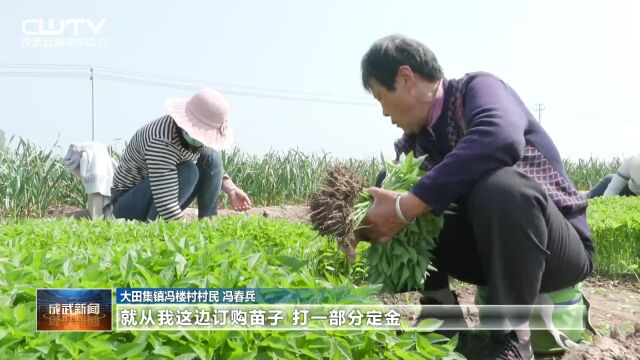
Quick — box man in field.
[111,88,252,221]
[360,35,594,359]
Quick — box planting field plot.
[1,142,638,359]
[0,217,462,359]
[0,139,622,220]
[4,197,639,359]
[0,141,381,220]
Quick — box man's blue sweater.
[395,72,594,257]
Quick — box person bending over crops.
[360,35,593,359]
[110,88,252,221]
[587,154,640,198]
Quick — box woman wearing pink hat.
[110,88,252,221]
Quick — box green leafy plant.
[619,260,639,281]
[0,216,460,359]
[352,153,444,293]
[0,138,84,219]
[0,140,383,220]
[563,157,621,191]
[587,196,640,276]
[2,138,629,220]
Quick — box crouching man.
[360,35,594,359]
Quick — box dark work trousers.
[112,148,224,220]
[587,174,636,199]
[378,167,593,327]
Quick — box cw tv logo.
[21,18,106,36]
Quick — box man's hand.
[229,188,252,211]
[359,187,431,244]
[361,187,407,244]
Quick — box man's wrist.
[395,195,414,223]
[399,192,430,221]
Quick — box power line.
[96,74,201,91]
[0,63,377,142]
[0,71,87,78]
[0,63,90,69]
[95,65,358,99]
[0,63,374,106]
[95,74,373,105]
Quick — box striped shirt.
[111,115,202,220]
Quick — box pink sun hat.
[165,88,234,150]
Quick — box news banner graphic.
[114,288,588,332]
[35,288,588,332]
[115,288,410,331]
[36,289,112,331]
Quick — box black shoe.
[414,290,468,337]
[470,330,534,360]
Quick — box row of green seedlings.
[0,136,624,220]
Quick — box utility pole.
[533,103,545,124]
[90,67,95,141]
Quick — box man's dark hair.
[361,34,444,92]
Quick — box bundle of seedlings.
[309,166,365,262]
[309,153,444,293]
